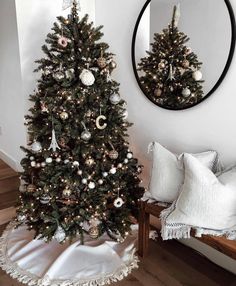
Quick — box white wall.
[95,0,236,274]
[0,0,25,170]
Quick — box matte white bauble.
[98,179,103,185]
[30,156,35,161]
[56,158,61,163]
[124,159,128,164]
[64,159,70,164]
[41,162,46,167]
[82,178,87,184]
[31,141,42,153]
[103,172,108,177]
[109,94,121,105]
[182,88,191,98]
[192,70,203,81]
[88,182,95,189]
[79,69,95,86]
[73,161,79,166]
[77,170,83,175]
[127,153,133,159]
[110,167,117,174]
[46,157,53,164]
[31,161,36,167]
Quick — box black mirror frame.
[131,0,236,111]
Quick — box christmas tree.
[18,2,144,243]
[138,5,204,109]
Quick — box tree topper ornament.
[172,3,181,27]
[62,0,81,11]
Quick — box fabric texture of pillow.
[143,142,221,203]
[161,153,236,240]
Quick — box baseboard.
[0,149,21,172]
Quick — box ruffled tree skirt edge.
[0,221,139,286]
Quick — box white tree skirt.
[0,222,139,286]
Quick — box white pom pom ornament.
[79,69,95,86]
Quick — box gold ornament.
[110,60,117,69]
[182,59,190,68]
[60,111,69,120]
[154,88,162,97]
[27,184,36,193]
[158,60,166,69]
[89,226,99,239]
[109,150,119,160]
[96,115,107,130]
[97,57,107,69]
[62,187,72,197]
[86,158,95,166]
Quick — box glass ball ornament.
[27,184,36,193]
[18,214,26,222]
[89,226,99,239]
[98,179,103,185]
[62,187,72,197]
[31,141,42,153]
[109,94,121,105]
[109,150,119,160]
[97,57,107,69]
[124,159,129,164]
[79,69,95,86]
[82,178,87,184]
[114,197,125,208]
[77,170,83,175]
[192,70,203,81]
[53,71,64,81]
[60,111,69,120]
[182,88,191,98]
[81,130,91,141]
[40,194,51,204]
[46,157,53,164]
[88,182,95,189]
[56,157,61,163]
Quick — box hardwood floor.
[0,159,235,286]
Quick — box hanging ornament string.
[48,117,61,152]
[62,0,81,11]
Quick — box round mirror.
[132,0,236,110]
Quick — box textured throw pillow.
[161,154,236,240]
[143,142,221,203]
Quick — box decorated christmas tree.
[138,5,204,109]
[18,2,144,243]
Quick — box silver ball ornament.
[192,70,203,81]
[31,141,42,153]
[103,172,108,177]
[53,71,64,81]
[127,153,133,159]
[82,178,87,184]
[88,182,95,189]
[40,194,51,204]
[81,130,91,141]
[46,157,53,164]
[109,94,121,105]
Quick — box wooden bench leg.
[138,201,150,257]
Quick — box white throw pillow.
[143,142,221,203]
[161,154,236,240]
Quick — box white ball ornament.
[41,162,46,167]
[73,161,79,166]
[124,159,128,164]
[127,153,133,159]
[110,167,117,174]
[192,70,203,81]
[64,159,69,164]
[182,88,191,98]
[30,156,35,161]
[56,158,61,163]
[88,182,95,189]
[103,172,108,177]
[46,157,53,164]
[31,141,42,153]
[31,161,36,167]
[109,94,121,105]
[98,179,103,185]
[79,69,95,86]
[82,178,87,184]
[36,163,41,168]
[77,170,83,175]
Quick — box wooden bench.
[138,201,236,260]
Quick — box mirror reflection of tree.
[138,5,204,109]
